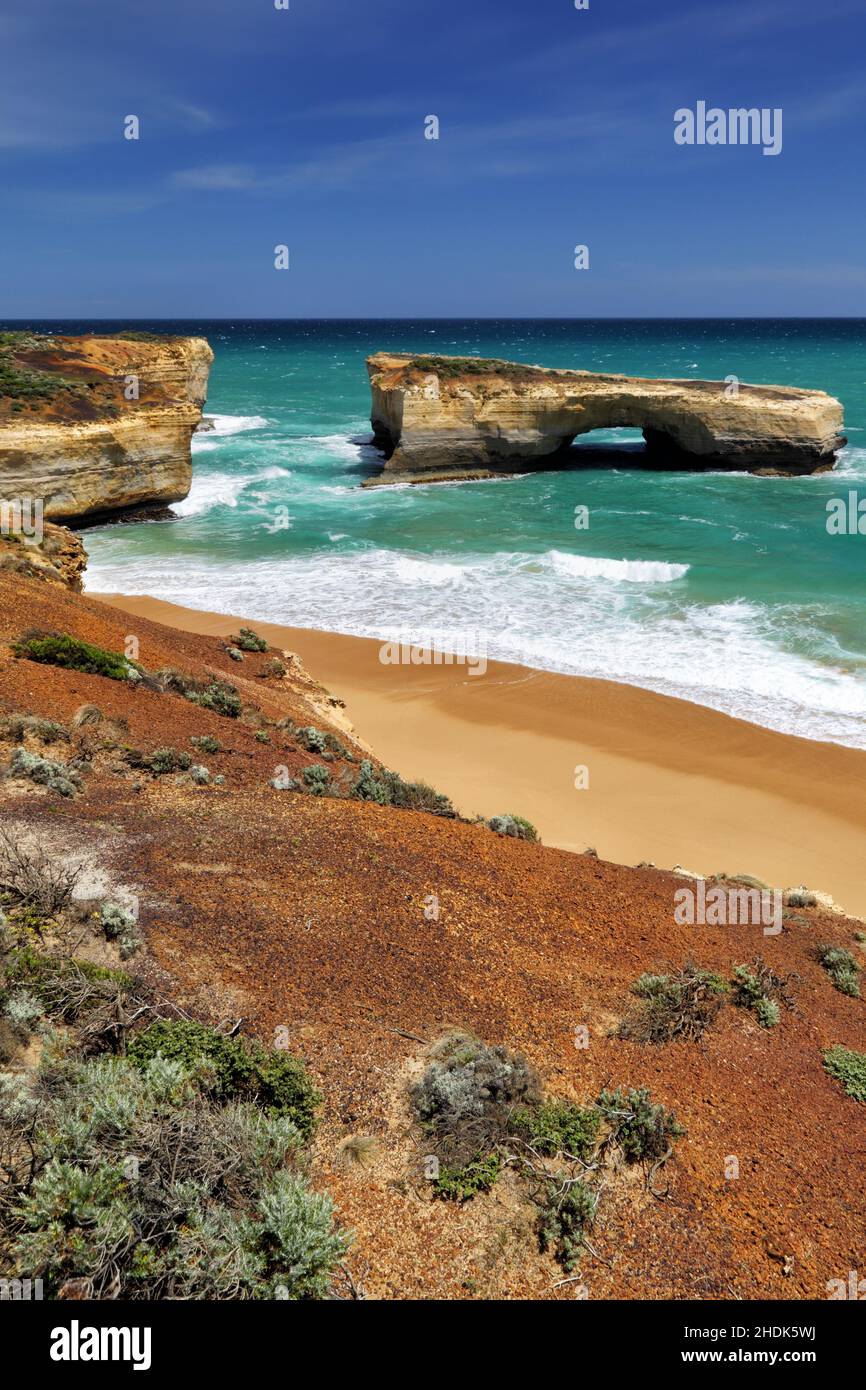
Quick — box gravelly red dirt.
[1,574,864,1300]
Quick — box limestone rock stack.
[366,352,845,483]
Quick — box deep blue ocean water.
[11,319,866,747]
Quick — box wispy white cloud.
[170,104,643,197]
[170,101,222,132]
[794,79,866,129]
[285,97,424,123]
[0,95,223,152]
[173,164,256,190]
[513,0,865,77]
[4,188,166,217]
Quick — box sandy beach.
[97,591,866,920]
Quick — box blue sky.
[1,0,865,317]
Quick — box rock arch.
[366,353,845,484]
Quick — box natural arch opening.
[562,425,656,468]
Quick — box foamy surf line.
[196,413,270,438]
[546,550,689,583]
[172,465,291,517]
[83,546,866,751]
[391,550,691,586]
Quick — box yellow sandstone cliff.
[366,352,845,483]
[0,332,213,523]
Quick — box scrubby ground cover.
[0,828,347,1300]
[410,1032,684,1271]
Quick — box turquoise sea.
[19,318,866,749]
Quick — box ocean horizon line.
[5,314,866,325]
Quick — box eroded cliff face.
[0,333,213,522]
[366,353,846,482]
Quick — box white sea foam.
[833,446,866,479]
[83,543,866,749]
[393,556,467,586]
[172,474,249,517]
[256,465,291,481]
[201,414,270,437]
[303,432,363,459]
[171,465,291,518]
[299,430,380,467]
[545,550,690,583]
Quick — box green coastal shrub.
[785,887,817,909]
[125,746,192,776]
[816,945,862,998]
[298,726,327,754]
[154,667,194,695]
[3,987,43,1038]
[280,722,347,758]
[153,747,191,775]
[190,734,222,755]
[232,627,268,653]
[0,929,344,1301]
[823,1045,866,1102]
[157,668,242,719]
[432,1152,501,1203]
[0,346,85,402]
[408,355,536,381]
[350,758,388,804]
[185,680,242,719]
[8,747,81,797]
[12,631,136,682]
[539,1178,598,1272]
[302,764,331,795]
[411,1032,540,1177]
[99,902,142,959]
[510,1099,600,1160]
[126,1019,320,1137]
[487,814,538,841]
[731,958,795,1026]
[408,1033,684,1272]
[381,768,453,814]
[0,1053,347,1299]
[755,996,780,1028]
[619,963,728,1044]
[35,720,68,743]
[2,947,134,1024]
[0,715,68,745]
[595,1086,684,1161]
[351,759,454,815]
[731,967,760,1005]
[633,967,728,1001]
